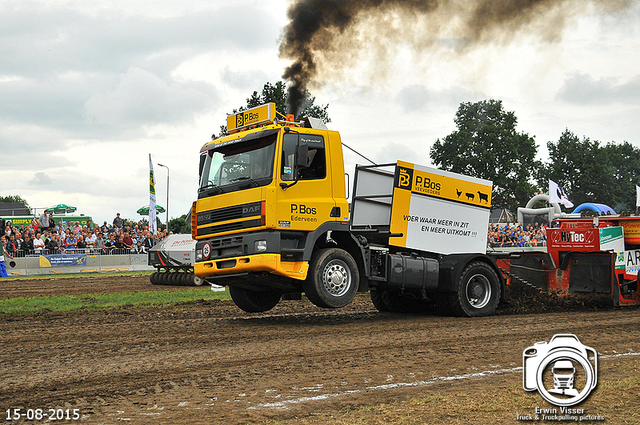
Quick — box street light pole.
[157,163,169,234]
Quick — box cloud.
[557,73,640,105]
[0,1,281,141]
[221,67,274,92]
[28,172,53,186]
[395,84,485,113]
[84,67,217,129]
[0,3,279,78]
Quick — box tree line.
[430,99,640,214]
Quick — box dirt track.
[1,275,639,424]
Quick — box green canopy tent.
[137,205,166,215]
[45,204,77,214]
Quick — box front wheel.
[304,248,359,308]
[445,261,500,317]
[229,286,281,313]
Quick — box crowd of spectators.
[487,222,547,248]
[1,212,167,258]
[1,212,551,260]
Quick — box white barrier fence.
[4,253,154,276]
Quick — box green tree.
[219,81,330,136]
[604,141,640,211]
[0,195,30,209]
[539,130,640,211]
[168,215,190,234]
[246,81,287,114]
[430,100,539,214]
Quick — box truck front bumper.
[195,253,309,281]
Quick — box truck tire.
[229,286,281,313]
[370,288,388,312]
[446,261,500,317]
[380,290,426,313]
[304,248,359,308]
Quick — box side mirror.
[296,143,309,168]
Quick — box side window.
[281,134,297,181]
[281,133,326,181]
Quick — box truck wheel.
[370,288,388,312]
[380,290,425,313]
[229,286,281,313]
[447,261,500,317]
[304,248,359,308]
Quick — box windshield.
[199,133,277,195]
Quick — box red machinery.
[493,215,640,307]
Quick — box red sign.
[547,228,600,266]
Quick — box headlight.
[255,240,267,252]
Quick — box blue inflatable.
[572,203,616,215]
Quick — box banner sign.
[149,153,157,235]
[615,250,640,276]
[599,226,624,252]
[389,161,492,255]
[1,215,93,228]
[227,103,276,133]
[39,254,87,267]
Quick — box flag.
[636,185,640,208]
[549,180,574,208]
[149,154,157,234]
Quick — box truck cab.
[193,104,360,312]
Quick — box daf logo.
[243,206,260,215]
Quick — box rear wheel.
[446,261,500,317]
[370,288,388,312]
[304,248,359,308]
[229,286,281,313]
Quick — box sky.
[1,0,639,226]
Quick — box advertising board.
[226,103,276,133]
[388,161,492,255]
[615,249,640,278]
[1,215,93,228]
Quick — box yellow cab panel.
[193,111,348,284]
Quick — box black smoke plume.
[279,0,630,117]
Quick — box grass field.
[0,287,230,314]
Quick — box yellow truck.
[192,103,505,316]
